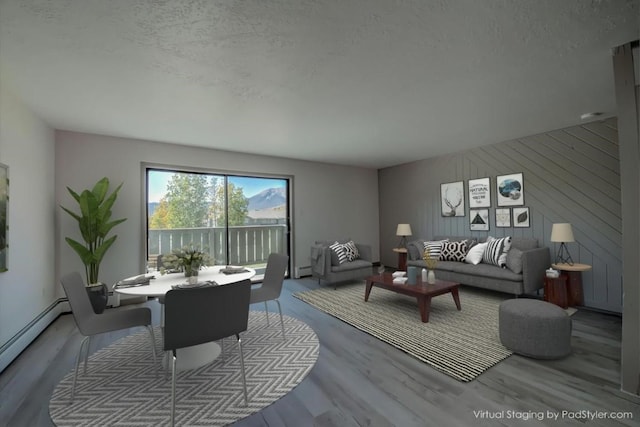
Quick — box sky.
[147,170,286,203]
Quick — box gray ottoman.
[499,299,572,359]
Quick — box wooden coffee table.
[364,273,461,323]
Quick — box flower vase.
[427,269,436,284]
[185,269,199,285]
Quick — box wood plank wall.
[379,118,622,312]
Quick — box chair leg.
[146,326,158,377]
[236,334,248,406]
[71,336,90,400]
[275,299,286,340]
[171,352,177,427]
[83,335,92,374]
[264,301,270,325]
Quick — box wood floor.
[1,278,638,426]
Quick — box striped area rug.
[294,282,512,382]
[49,312,318,426]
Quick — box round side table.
[393,248,408,271]
[552,263,592,307]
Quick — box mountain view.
[247,187,286,211]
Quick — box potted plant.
[61,177,126,313]
[160,244,211,284]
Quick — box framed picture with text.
[495,208,511,227]
[513,207,530,227]
[440,181,465,217]
[468,177,491,208]
[496,173,524,206]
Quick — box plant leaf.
[65,238,93,265]
[91,177,110,204]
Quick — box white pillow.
[465,242,488,265]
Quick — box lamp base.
[555,243,574,266]
[398,236,408,248]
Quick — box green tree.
[149,198,170,229]
[164,173,210,228]
[209,181,248,226]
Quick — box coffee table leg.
[364,280,373,302]
[451,287,461,310]
[417,296,431,323]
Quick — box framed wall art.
[469,209,489,231]
[513,207,530,227]
[0,163,8,272]
[468,177,491,208]
[440,181,464,217]
[495,208,511,227]
[496,173,524,206]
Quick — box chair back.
[259,253,289,300]
[163,279,251,352]
[61,272,98,336]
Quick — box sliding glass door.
[146,168,290,276]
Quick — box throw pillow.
[440,241,468,262]
[329,241,348,265]
[423,239,448,260]
[465,242,488,265]
[482,236,512,267]
[506,247,524,274]
[342,240,360,261]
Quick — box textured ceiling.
[0,0,638,168]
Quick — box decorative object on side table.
[60,177,126,313]
[423,250,438,284]
[161,243,212,284]
[396,223,412,248]
[550,223,575,265]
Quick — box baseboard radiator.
[294,265,312,279]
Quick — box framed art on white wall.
[468,177,491,208]
[496,173,524,206]
[469,209,489,231]
[495,208,511,227]
[513,207,530,227]
[440,181,465,217]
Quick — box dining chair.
[163,279,251,426]
[250,253,289,339]
[60,272,157,401]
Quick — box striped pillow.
[482,236,512,267]
[423,240,448,260]
[329,241,348,265]
[342,240,360,261]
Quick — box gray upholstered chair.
[163,279,251,426]
[61,272,157,400]
[250,253,289,339]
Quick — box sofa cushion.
[423,239,448,259]
[407,240,424,261]
[448,261,523,281]
[440,240,468,262]
[342,240,360,261]
[331,258,372,272]
[329,241,348,265]
[465,242,488,265]
[483,236,512,267]
[511,237,538,251]
[506,248,524,274]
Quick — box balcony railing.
[148,225,287,269]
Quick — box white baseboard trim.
[0,299,66,373]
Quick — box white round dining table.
[113,265,256,371]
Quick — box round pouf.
[499,299,572,359]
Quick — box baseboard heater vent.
[294,266,312,279]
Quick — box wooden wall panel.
[379,118,622,312]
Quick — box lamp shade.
[396,223,412,236]
[550,223,574,242]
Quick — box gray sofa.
[310,241,373,288]
[406,236,549,296]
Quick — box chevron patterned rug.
[294,282,511,382]
[49,311,318,426]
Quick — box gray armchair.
[310,241,373,289]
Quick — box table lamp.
[550,223,574,265]
[396,223,412,248]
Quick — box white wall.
[0,82,56,368]
[55,131,380,291]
